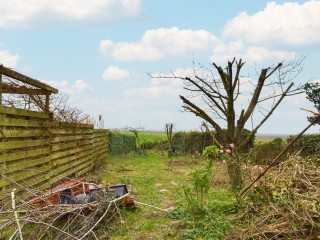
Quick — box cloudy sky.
[0,0,319,134]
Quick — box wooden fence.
[0,106,108,199]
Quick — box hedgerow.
[108,131,136,155]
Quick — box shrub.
[287,133,320,157]
[230,155,320,239]
[108,132,136,155]
[250,137,286,165]
[172,131,212,154]
[173,129,255,154]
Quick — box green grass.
[118,131,167,144]
[95,151,236,239]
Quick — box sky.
[0,0,319,134]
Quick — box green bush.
[140,140,167,150]
[250,137,286,164]
[108,132,136,155]
[287,133,320,157]
[172,129,255,154]
[173,131,215,154]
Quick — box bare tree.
[152,57,304,149]
[151,57,305,189]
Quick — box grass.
[119,131,167,144]
[94,151,236,239]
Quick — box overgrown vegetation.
[287,133,320,157]
[231,154,320,239]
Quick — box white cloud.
[102,66,130,81]
[0,50,20,67]
[210,40,295,63]
[223,1,320,47]
[99,26,295,64]
[100,27,218,61]
[44,79,90,95]
[0,0,142,28]
[124,67,193,103]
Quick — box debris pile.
[0,177,134,239]
[229,154,320,239]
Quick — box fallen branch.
[11,189,23,240]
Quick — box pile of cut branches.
[229,154,320,239]
[0,180,128,240]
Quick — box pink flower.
[242,165,248,170]
[229,143,235,148]
[195,150,199,155]
[225,149,232,154]
[219,149,224,153]
[222,160,226,164]
[192,155,195,159]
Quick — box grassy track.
[96,151,235,239]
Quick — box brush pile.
[230,154,320,239]
[0,177,133,239]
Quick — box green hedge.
[172,131,212,154]
[108,132,136,155]
[172,129,255,154]
[287,133,320,156]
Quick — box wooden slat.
[93,132,108,137]
[1,173,52,200]
[49,159,94,184]
[51,135,92,143]
[51,148,93,166]
[0,65,58,93]
[3,157,51,174]
[92,149,108,159]
[2,83,52,95]
[0,128,94,138]
[0,129,50,138]
[0,139,50,151]
[51,138,92,152]
[0,178,51,201]
[0,106,49,119]
[51,155,93,176]
[93,141,108,149]
[58,122,93,129]
[0,165,50,188]
[77,165,93,177]
[50,128,93,135]
[93,137,107,142]
[0,147,50,163]
[49,145,92,161]
[0,118,50,128]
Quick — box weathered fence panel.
[0,106,109,200]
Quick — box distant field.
[255,134,290,142]
[115,130,289,143]
[118,131,167,144]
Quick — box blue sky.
[0,0,319,134]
